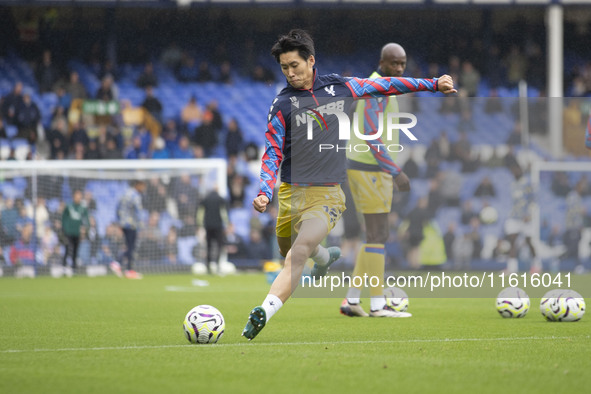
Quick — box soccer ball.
[385,287,409,312]
[540,289,586,322]
[183,305,225,344]
[496,287,530,318]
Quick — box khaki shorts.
[276,183,346,238]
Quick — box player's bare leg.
[243,218,331,340]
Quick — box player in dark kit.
[243,29,456,340]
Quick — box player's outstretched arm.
[437,74,457,94]
[253,195,270,213]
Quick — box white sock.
[371,296,386,311]
[507,258,518,273]
[262,294,283,322]
[346,287,361,304]
[311,246,329,266]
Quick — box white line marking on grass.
[2,335,588,354]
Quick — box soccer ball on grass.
[496,287,530,318]
[385,287,409,312]
[540,289,585,322]
[183,305,225,344]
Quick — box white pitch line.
[2,335,588,354]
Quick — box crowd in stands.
[1,16,590,271]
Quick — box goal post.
[0,159,227,275]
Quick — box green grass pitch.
[1,273,589,394]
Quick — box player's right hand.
[437,74,457,94]
[253,195,270,213]
[393,171,410,192]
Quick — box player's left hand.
[437,74,457,94]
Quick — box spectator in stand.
[252,65,276,84]
[36,49,60,93]
[164,227,179,265]
[54,85,71,115]
[141,86,163,124]
[245,228,272,260]
[193,115,217,157]
[506,123,522,146]
[46,117,67,159]
[137,62,159,89]
[138,211,163,264]
[100,60,119,82]
[426,178,443,219]
[485,45,504,89]
[484,88,504,114]
[181,95,203,126]
[474,176,496,198]
[85,139,102,160]
[70,142,85,160]
[438,170,463,206]
[173,174,199,218]
[0,117,7,141]
[551,171,571,197]
[1,198,19,247]
[459,61,480,97]
[172,135,194,159]
[16,91,41,146]
[177,55,200,82]
[206,100,223,131]
[10,221,35,265]
[125,135,147,160]
[443,222,456,264]
[225,223,246,261]
[450,130,472,164]
[99,222,124,265]
[134,126,152,156]
[437,131,451,161]
[218,61,233,84]
[162,119,180,153]
[103,137,122,159]
[503,146,519,170]
[69,121,89,150]
[467,216,483,259]
[460,199,478,225]
[96,74,117,101]
[405,197,429,269]
[225,118,244,157]
[505,45,527,87]
[198,61,213,82]
[145,177,167,213]
[82,190,97,212]
[150,137,170,159]
[402,152,420,179]
[1,81,24,125]
[160,42,183,71]
[65,71,87,100]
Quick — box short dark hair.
[271,29,315,63]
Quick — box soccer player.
[242,29,456,340]
[340,43,413,318]
[110,179,146,279]
[504,164,539,273]
[61,190,89,272]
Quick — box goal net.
[0,159,226,277]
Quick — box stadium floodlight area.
[0,159,226,277]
